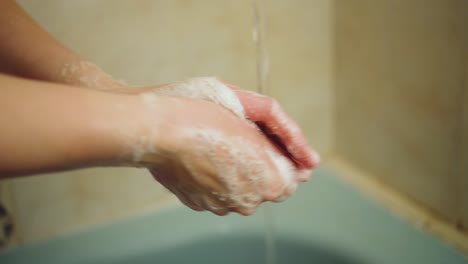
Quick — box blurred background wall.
[334,0,468,234]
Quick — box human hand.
[143,78,320,180]
[124,78,319,215]
[121,91,299,216]
[224,83,320,171]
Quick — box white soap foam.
[152,77,245,118]
[265,149,295,187]
[60,61,127,90]
[182,128,266,209]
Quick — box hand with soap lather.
[130,77,320,215]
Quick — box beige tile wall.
[461,5,468,228]
[5,0,333,243]
[265,0,333,154]
[335,0,467,225]
[18,0,257,86]
[5,168,173,243]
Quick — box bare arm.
[0,73,131,177]
[0,0,123,90]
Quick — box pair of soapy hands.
[125,78,320,216]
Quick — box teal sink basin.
[1,168,466,263]
[108,235,364,264]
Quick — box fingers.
[200,195,229,216]
[260,147,297,202]
[171,142,303,215]
[226,84,320,170]
[232,206,257,216]
[146,84,317,216]
[268,100,320,168]
[297,169,313,182]
[233,143,296,204]
[245,91,318,169]
[273,181,298,203]
[152,149,304,217]
[176,191,204,211]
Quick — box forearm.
[0,74,133,178]
[0,0,124,90]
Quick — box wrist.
[102,92,173,167]
[66,91,137,168]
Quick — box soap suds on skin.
[141,92,159,107]
[60,61,127,90]
[130,134,158,162]
[183,128,276,209]
[138,77,298,208]
[153,77,245,118]
[119,127,159,163]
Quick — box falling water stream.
[252,1,276,264]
